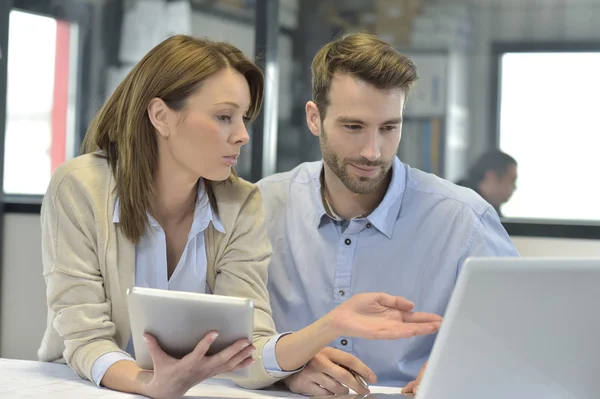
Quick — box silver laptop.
[416,257,600,399]
[314,258,600,399]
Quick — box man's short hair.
[311,32,419,119]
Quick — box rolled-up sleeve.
[262,333,304,378]
[91,352,134,386]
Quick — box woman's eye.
[243,116,251,125]
[217,115,231,123]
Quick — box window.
[498,51,600,222]
[3,10,79,195]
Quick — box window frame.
[490,41,600,238]
[0,0,94,210]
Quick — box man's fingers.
[414,361,427,391]
[287,373,338,397]
[313,372,350,395]
[403,381,417,394]
[331,351,376,384]
[316,349,373,391]
[408,321,442,335]
[298,383,335,397]
[403,311,443,324]
[416,369,426,385]
[369,330,412,340]
[369,322,441,340]
[327,365,370,395]
[376,293,414,312]
[377,321,441,339]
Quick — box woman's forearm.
[275,313,341,371]
[101,360,152,396]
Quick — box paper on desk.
[191,378,405,398]
[369,386,405,394]
[0,358,403,399]
[187,378,305,398]
[0,358,142,398]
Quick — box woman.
[38,35,441,399]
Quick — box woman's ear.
[148,98,171,138]
[305,101,322,137]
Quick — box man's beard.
[320,127,393,195]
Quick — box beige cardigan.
[38,153,282,389]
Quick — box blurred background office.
[1,0,600,362]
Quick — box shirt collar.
[113,179,225,234]
[314,157,406,238]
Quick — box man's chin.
[345,179,381,195]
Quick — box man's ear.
[148,98,171,138]
[305,101,322,137]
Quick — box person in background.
[37,35,443,399]
[257,32,519,396]
[456,150,518,217]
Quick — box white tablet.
[126,286,254,379]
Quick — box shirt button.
[339,290,345,296]
[344,238,351,245]
[341,339,348,346]
[366,222,372,228]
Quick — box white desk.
[0,358,403,398]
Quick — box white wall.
[512,236,600,258]
[2,213,600,360]
[468,1,600,161]
[1,214,46,360]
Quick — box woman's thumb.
[144,333,168,365]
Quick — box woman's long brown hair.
[81,35,264,243]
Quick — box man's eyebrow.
[336,116,366,124]
[336,116,403,125]
[382,118,403,125]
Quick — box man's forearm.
[275,314,341,371]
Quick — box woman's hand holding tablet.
[135,331,254,399]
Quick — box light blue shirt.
[91,180,288,386]
[257,157,519,387]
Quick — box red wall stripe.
[50,20,70,173]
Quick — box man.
[456,150,518,217]
[257,33,518,395]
